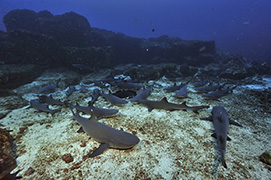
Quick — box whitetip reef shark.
[100,92,128,106]
[29,99,60,114]
[70,108,140,157]
[35,78,61,94]
[72,102,119,119]
[201,106,242,168]
[130,86,153,102]
[138,97,209,113]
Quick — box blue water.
[0,0,270,62]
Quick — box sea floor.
[1,67,271,179]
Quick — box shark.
[175,84,188,98]
[36,78,61,94]
[90,88,100,104]
[100,92,128,106]
[193,79,208,87]
[72,102,119,119]
[29,99,60,114]
[195,84,224,93]
[70,108,140,157]
[202,86,236,100]
[80,84,87,93]
[38,95,65,106]
[66,85,76,97]
[201,106,242,168]
[130,86,153,102]
[138,97,209,113]
[164,83,186,92]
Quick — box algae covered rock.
[0,127,17,179]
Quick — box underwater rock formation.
[1,9,216,68]
[3,9,91,47]
[0,64,42,89]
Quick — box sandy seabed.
[1,69,271,180]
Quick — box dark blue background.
[0,0,270,62]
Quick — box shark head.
[109,131,140,149]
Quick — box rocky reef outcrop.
[0,9,216,69]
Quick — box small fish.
[70,108,140,157]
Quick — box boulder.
[0,64,43,89]
[3,9,91,47]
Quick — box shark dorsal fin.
[219,112,223,122]
[161,97,168,103]
[49,95,53,98]
[181,101,187,107]
[219,134,225,143]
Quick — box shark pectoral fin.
[229,119,243,127]
[211,133,217,138]
[88,101,94,107]
[192,109,199,114]
[227,136,232,141]
[77,127,85,133]
[147,107,153,112]
[89,143,109,158]
[221,158,227,169]
[200,117,212,121]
